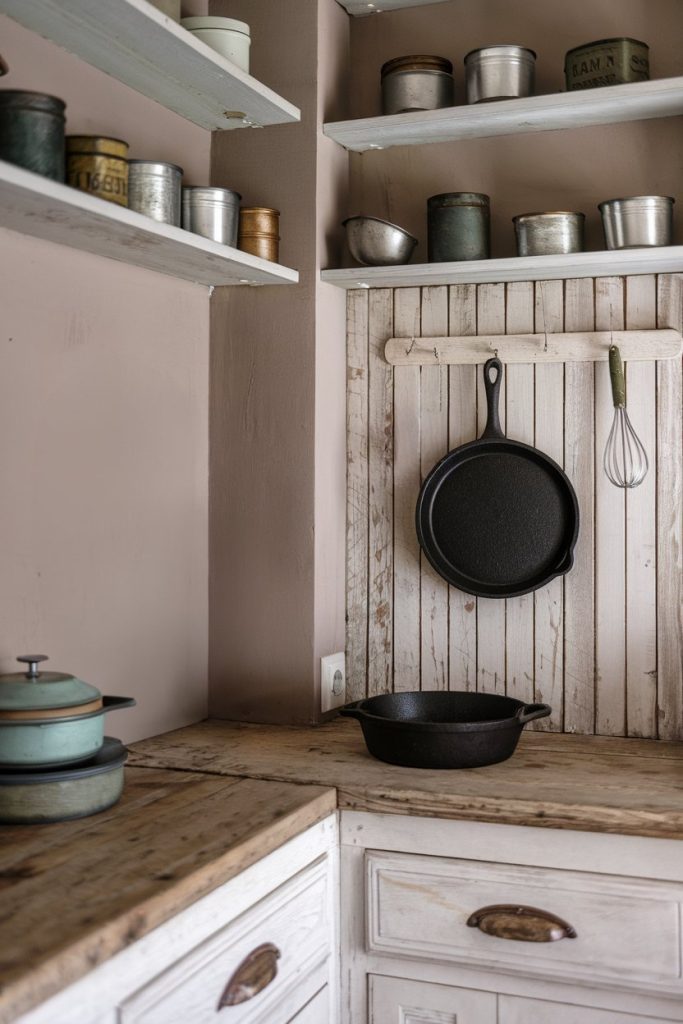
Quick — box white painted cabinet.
[369,975,497,1023]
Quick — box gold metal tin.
[564,38,649,91]
[238,207,280,262]
[66,135,129,206]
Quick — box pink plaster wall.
[0,17,211,741]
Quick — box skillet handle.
[339,700,365,720]
[516,703,552,725]
[481,358,505,440]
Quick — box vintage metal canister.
[182,186,241,247]
[128,160,183,226]
[513,211,585,256]
[428,192,490,262]
[238,207,280,262]
[464,46,536,103]
[564,38,649,90]
[66,136,129,206]
[0,90,65,181]
[381,55,454,115]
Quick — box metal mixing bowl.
[343,215,418,266]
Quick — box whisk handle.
[609,345,626,408]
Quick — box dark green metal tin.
[428,192,490,262]
[0,90,66,180]
[564,38,649,91]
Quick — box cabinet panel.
[500,994,675,1024]
[287,986,329,1023]
[369,975,496,1024]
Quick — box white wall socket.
[321,651,346,713]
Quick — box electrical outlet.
[321,651,346,713]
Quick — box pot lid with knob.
[0,655,102,717]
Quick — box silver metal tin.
[381,55,454,115]
[464,45,536,103]
[428,192,490,262]
[513,211,585,257]
[598,195,674,250]
[182,186,241,247]
[343,215,417,266]
[128,160,183,226]
[565,38,649,91]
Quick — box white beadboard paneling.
[346,290,369,701]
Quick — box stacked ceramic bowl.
[0,655,135,823]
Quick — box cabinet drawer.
[499,995,675,1023]
[369,975,497,1024]
[365,850,682,989]
[120,857,331,1024]
[287,986,329,1023]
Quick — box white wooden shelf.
[0,0,300,131]
[0,161,299,287]
[324,77,683,151]
[337,0,449,15]
[321,246,683,289]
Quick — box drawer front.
[366,850,682,989]
[286,986,329,1023]
[369,975,497,1024]
[499,995,676,1024]
[120,858,331,1024]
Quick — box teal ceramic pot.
[0,656,135,767]
[0,737,127,823]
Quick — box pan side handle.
[516,703,552,725]
[480,358,505,440]
[339,700,365,720]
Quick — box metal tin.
[513,211,585,256]
[0,90,65,181]
[66,135,129,206]
[564,37,649,91]
[182,186,241,246]
[598,195,674,250]
[128,160,183,226]
[464,45,535,103]
[381,55,454,115]
[238,206,280,262]
[428,192,490,262]
[0,737,127,824]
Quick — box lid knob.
[16,655,49,679]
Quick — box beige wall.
[0,17,211,741]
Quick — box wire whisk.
[603,345,649,488]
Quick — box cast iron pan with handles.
[416,357,579,598]
[340,691,551,769]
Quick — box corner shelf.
[337,0,450,15]
[0,161,299,287]
[324,77,683,151]
[0,0,300,131]
[321,247,683,289]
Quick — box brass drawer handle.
[217,942,281,1009]
[467,904,577,943]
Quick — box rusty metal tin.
[66,136,129,206]
[238,207,280,262]
[564,38,649,91]
[0,90,66,181]
[428,192,490,262]
[513,211,585,256]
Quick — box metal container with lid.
[182,186,241,247]
[181,16,251,72]
[565,38,649,91]
[381,55,454,115]
[0,655,135,767]
[428,192,490,262]
[513,211,585,256]
[0,90,66,181]
[598,195,674,249]
[464,45,536,103]
[66,135,129,206]
[238,206,280,262]
[128,160,183,226]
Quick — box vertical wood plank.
[476,283,506,694]
[504,282,535,706]
[625,275,657,737]
[656,274,683,740]
[367,289,393,696]
[595,277,626,735]
[534,280,565,730]
[447,284,477,691]
[393,288,422,692]
[346,289,369,701]
[563,278,596,734]
[420,287,449,690]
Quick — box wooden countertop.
[0,767,335,1024]
[128,718,683,840]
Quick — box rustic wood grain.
[346,289,369,701]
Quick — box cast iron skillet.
[340,691,551,769]
[416,357,579,598]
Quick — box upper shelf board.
[0,161,299,287]
[321,247,683,289]
[0,0,300,131]
[324,77,683,151]
[337,0,450,15]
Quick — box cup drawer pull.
[467,904,577,943]
[217,942,281,1009]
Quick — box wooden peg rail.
[384,329,683,366]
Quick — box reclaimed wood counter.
[128,718,683,840]
[0,766,335,1024]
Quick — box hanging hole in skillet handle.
[481,357,505,440]
[516,703,552,725]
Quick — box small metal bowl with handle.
[340,691,551,769]
[0,655,135,768]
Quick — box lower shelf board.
[0,160,299,287]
